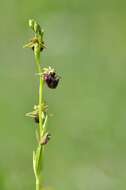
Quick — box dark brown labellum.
[44,72,60,89]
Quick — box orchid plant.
[24,19,60,190]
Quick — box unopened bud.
[40,132,51,145]
[29,19,35,30]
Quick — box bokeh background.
[0,0,126,190]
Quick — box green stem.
[35,48,43,136]
[39,76,43,136]
[36,179,40,190]
[34,47,44,190]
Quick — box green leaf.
[35,145,43,176]
[33,151,37,179]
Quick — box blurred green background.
[0,0,126,190]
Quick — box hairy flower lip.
[43,70,60,89]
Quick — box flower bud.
[29,19,44,38]
[29,19,35,30]
[40,132,51,145]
